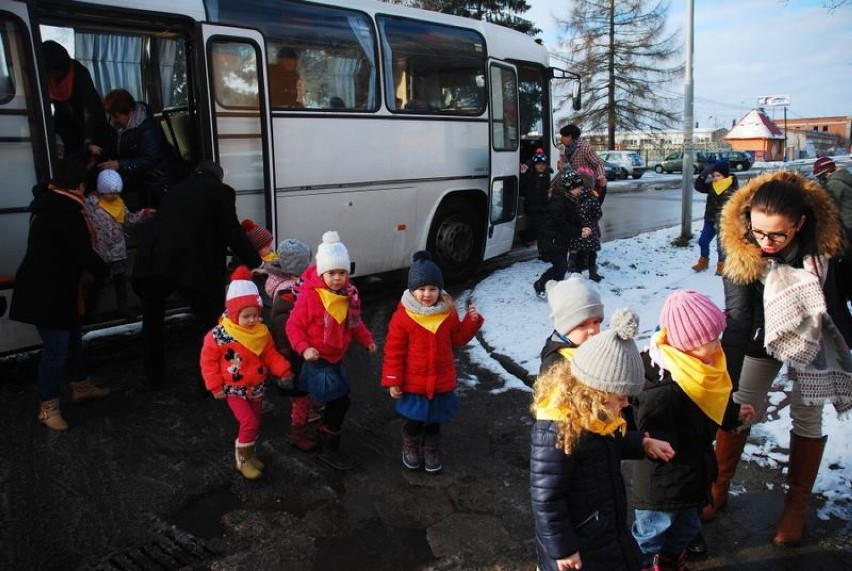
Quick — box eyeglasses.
[749,224,798,245]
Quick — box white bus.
[0,0,579,353]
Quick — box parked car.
[653,151,711,174]
[599,150,646,179]
[603,161,623,181]
[704,151,753,172]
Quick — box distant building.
[723,109,785,161]
[782,115,850,158]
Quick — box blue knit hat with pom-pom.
[407,250,444,292]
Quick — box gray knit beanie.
[546,274,603,334]
[276,238,312,277]
[570,308,644,396]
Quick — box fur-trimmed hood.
[719,171,845,285]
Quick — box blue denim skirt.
[395,390,459,423]
[297,359,349,403]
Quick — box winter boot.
[652,550,689,571]
[401,426,423,470]
[317,426,355,471]
[702,428,749,520]
[308,401,325,424]
[691,256,709,272]
[70,377,110,403]
[38,398,69,431]
[423,432,443,474]
[587,252,603,282]
[533,278,545,296]
[772,432,827,546]
[234,441,262,480]
[715,261,725,276]
[289,395,317,453]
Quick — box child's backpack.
[269,285,304,394]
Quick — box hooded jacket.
[718,171,852,384]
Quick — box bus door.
[201,26,273,232]
[0,1,48,352]
[484,60,520,259]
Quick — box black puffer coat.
[530,421,644,571]
[694,171,739,223]
[631,352,741,511]
[539,333,575,376]
[538,187,582,257]
[10,189,108,328]
[111,102,186,188]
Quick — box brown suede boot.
[701,428,749,520]
[772,432,827,546]
[234,441,262,480]
[38,398,69,431]
[70,378,110,403]
[715,261,725,276]
[691,256,709,272]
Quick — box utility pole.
[677,0,694,245]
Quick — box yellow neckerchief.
[317,287,349,325]
[220,315,271,356]
[535,399,627,437]
[651,328,732,424]
[97,196,126,223]
[712,176,733,195]
[557,346,577,361]
[261,251,278,262]
[405,308,450,333]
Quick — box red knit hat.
[241,219,274,251]
[226,266,262,318]
[659,290,725,352]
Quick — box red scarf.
[48,63,75,102]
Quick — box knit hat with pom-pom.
[532,148,548,164]
[570,308,644,396]
[408,250,444,292]
[659,290,725,352]
[241,219,274,252]
[315,230,351,275]
[225,265,262,318]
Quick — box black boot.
[588,252,603,282]
[317,426,355,471]
[533,278,545,296]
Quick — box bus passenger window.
[0,26,14,103]
[210,42,259,109]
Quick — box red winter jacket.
[381,299,484,399]
[200,324,291,396]
[285,266,374,363]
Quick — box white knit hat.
[97,169,123,194]
[570,308,645,396]
[316,231,351,275]
[546,274,603,334]
[225,266,262,318]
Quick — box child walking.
[263,237,321,452]
[534,171,590,296]
[565,171,604,282]
[631,291,753,570]
[539,273,604,376]
[83,169,154,317]
[381,251,484,474]
[530,309,675,571]
[286,231,377,470]
[200,266,293,480]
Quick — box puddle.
[170,488,241,539]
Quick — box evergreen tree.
[398,0,539,35]
[553,0,683,149]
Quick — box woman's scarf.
[400,289,450,333]
[47,63,75,102]
[762,257,852,418]
[712,176,734,195]
[97,197,126,223]
[220,315,271,356]
[648,329,732,425]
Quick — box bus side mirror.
[572,80,582,111]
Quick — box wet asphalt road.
[2,180,851,570]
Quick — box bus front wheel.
[427,201,482,283]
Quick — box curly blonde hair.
[531,360,621,455]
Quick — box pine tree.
[553,0,683,149]
[400,0,539,35]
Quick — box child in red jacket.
[381,251,484,474]
[285,231,377,470]
[200,266,292,480]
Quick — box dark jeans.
[697,219,723,260]
[131,276,221,387]
[538,247,569,286]
[35,325,87,401]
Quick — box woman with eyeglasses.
[703,171,852,546]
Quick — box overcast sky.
[525,0,851,129]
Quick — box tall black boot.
[588,251,603,282]
[317,426,355,471]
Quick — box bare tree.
[554,0,684,150]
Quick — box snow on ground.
[466,220,852,521]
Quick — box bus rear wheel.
[427,201,482,283]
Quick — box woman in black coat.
[10,160,110,431]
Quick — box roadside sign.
[757,95,791,107]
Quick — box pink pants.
[226,396,262,444]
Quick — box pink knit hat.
[659,290,726,351]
